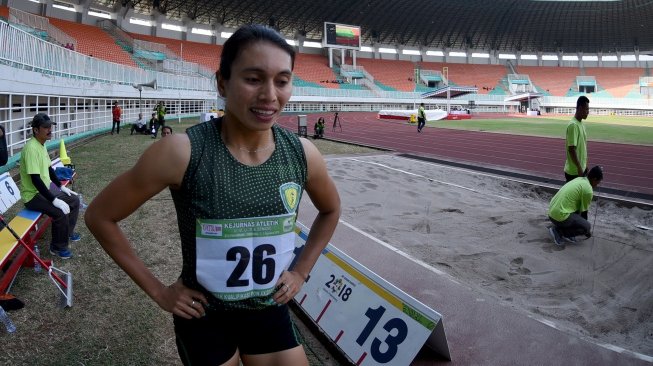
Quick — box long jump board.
[290,222,450,365]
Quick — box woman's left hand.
[272,270,305,305]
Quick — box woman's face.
[218,41,293,132]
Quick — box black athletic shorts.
[173,304,301,365]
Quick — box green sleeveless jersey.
[171,118,307,310]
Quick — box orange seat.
[129,33,221,72]
[420,62,507,94]
[356,58,415,91]
[585,67,643,98]
[517,66,579,96]
[48,17,136,68]
[0,6,9,19]
[294,54,339,88]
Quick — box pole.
[178,43,183,124]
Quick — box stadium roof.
[97,0,653,53]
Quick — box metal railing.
[507,73,534,93]
[359,78,382,94]
[576,75,596,87]
[97,19,134,50]
[0,20,214,91]
[97,20,214,78]
[134,39,176,59]
[0,93,213,163]
[163,59,200,75]
[8,7,76,49]
[420,70,446,85]
[640,77,653,86]
[341,64,376,84]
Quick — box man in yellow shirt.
[564,96,590,182]
[417,103,426,133]
[20,113,81,259]
[548,165,603,246]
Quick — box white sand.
[322,153,653,356]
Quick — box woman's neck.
[221,118,275,154]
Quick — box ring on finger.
[191,300,195,307]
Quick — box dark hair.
[587,165,603,181]
[576,96,590,108]
[218,24,295,81]
[162,126,173,133]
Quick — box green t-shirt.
[548,177,593,222]
[156,105,166,119]
[564,117,587,175]
[19,137,52,203]
[418,106,426,119]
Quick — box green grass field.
[431,115,653,146]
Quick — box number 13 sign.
[290,223,451,365]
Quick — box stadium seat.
[356,58,415,91]
[585,67,644,98]
[0,6,9,20]
[293,54,340,89]
[517,66,579,96]
[420,62,507,94]
[47,18,136,67]
[129,34,221,72]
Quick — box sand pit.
[320,153,653,357]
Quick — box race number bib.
[195,213,296,301]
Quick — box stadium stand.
[128,33,221,72]
[585,67,645,98]
[47,18,136,67]
[517,66,580,97]
[356,58,415,91]
[421,62,507,94]
[293,54,340,89]
[0,6,8,20]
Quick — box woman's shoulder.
[187,118,219,136]
[273,123,300,141]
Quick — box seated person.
[161,125,173,138]
[20,113,81,259]
[130,113,148,135]
[314,117,325,139]
[148,112,157,136]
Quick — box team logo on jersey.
[279,182,301,213]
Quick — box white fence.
[0,20,214,92]
[0,92,213,159]
[9,7,76,49]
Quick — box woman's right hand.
[155,279,208,319]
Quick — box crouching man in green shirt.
[547,165,603,246]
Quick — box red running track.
[277,112,653,198]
